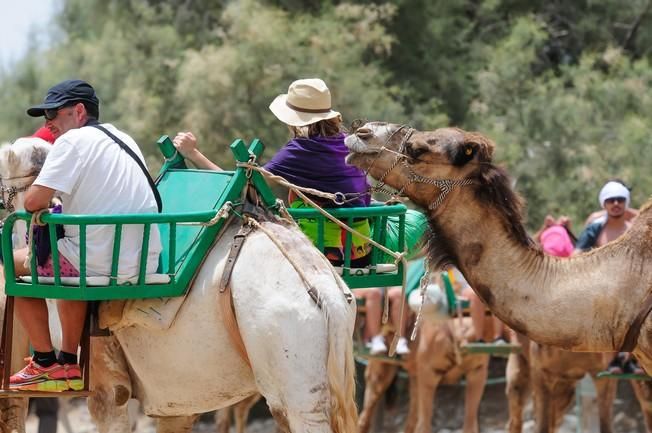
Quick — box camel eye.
[465,146,473,156]
[406,144,428,160]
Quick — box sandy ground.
[24,360,647,433]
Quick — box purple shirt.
[264,133,370,207]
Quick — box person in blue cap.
[8,79,162,391]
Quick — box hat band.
[286,101,332,114]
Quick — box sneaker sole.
[67,378,84,391]
[11,379,69,392]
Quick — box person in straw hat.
[173,78,425,355]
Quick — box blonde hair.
[289,116,344,138]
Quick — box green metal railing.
[1,137,261,300]
[287,203,407,288]
[2,134,410,299]
[2,211,225,299]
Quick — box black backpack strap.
[90,124,162,213]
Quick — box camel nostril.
[356,128,373,139]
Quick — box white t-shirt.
[34,123,162,278]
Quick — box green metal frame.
[2,137,267,300]
[596,371,651,381]
[2,135,409,299]
[287,203,407,289]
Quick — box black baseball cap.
[27,79,100,117]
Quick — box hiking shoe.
[369,335,388,355]
[492,337,509,345]
[64,363,84,391]
[10,359,68,391]
[395,337,410,356]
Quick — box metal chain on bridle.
[0,173,39,213]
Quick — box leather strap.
[90,124,163,213]
[219,224,255,293]
[218,223,256,367]
[620,288,652,352]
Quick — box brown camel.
[215,393,264,433]
[507,332,652,433]
[358,314,491,433]
[345,122,652,431]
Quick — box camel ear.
[5,149,18,168]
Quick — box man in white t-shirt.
[9,79,161,391]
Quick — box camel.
[358,316,489,433]
[0,137,359,433]
[0,137,54,433]
[344,122,652,430]
[506,333,652,433]
[215,393,264,433]
[213,276,492,433]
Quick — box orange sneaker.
[10,359,68,391]
[64,364,84,391]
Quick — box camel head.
[345,122,532,268]
[0,137,51,212]
[0,137,50,179]
[345,122,496,208]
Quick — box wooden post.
[1,296,14,390]
[80,313,91,391]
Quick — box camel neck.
[431,190,651,352]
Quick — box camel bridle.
[363,125,475,210]
[0,173,38,213]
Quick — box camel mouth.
[344,134,379,154]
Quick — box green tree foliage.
[174,0,407,167]
[470,17,652,229]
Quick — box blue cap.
[27,79,100,117]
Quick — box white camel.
[0,136,54,433]
[0,137,359,433]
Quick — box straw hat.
[269,78,341,127]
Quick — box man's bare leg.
[14,298,53,352]
[57,301,87,354]
[388,287,407,336]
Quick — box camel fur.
[345,122,652,431]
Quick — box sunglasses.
[604,197,626,205]
[43,102,78,121]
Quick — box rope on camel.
[237,162,415,356]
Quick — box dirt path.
[25,374,646,432]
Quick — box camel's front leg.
[215,406,232,433]
[462,359,489,433]
[505,332,532,433]
[630,380,652,432]
[88,336,132,433]
[593,376,616,433]
[506,345,531,433]
[531,366,554,433]
[414,365,442,433]
[358,360,398,433]
[549,380,578,432]
[233,394,262,433]
[216,395,262,433]
[157,415,198,433]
